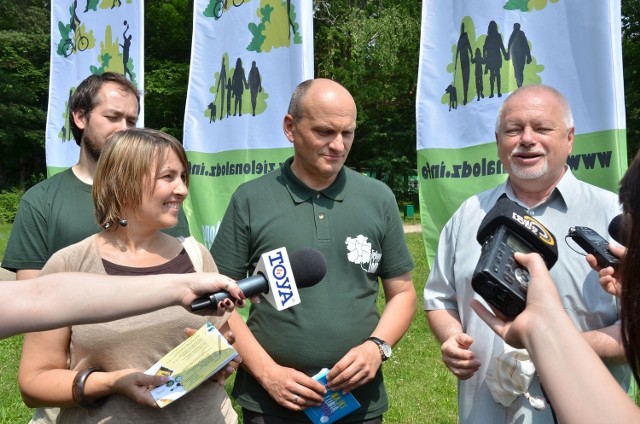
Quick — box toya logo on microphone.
[255,248,301,311]
[512,212,555,246]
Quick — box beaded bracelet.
[72,367,102,407]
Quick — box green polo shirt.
[212,157,414,421]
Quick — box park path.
[0,267,14,281]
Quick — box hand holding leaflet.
[303,368,361,424]
[145,322,237,408]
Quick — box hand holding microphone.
[582,214,628,297]
[191,247,327,312]
[573,214,627,297]
[588,244,625,297]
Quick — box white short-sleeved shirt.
[424,170,629,424]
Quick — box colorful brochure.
[145,322,237,408]
[303,368,361,424]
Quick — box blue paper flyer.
[303,368,361,424]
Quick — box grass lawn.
[0,227,458,423]
[381,232,458,423]
[0,223,11,260]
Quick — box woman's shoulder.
[51,234,99,257]
[43,234,102,274]
[177,236,217,272]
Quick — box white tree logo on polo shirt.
[345,234,381,274]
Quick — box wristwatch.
[367,336,392,361]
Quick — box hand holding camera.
[471,251,567,348]
[471,196,558,318]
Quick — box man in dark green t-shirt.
[212,79,416,423]
[2,72,189,278]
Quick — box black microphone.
[191,247,327,312]
[608,214,629,246]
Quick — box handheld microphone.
[191,247,327,312]
[608,214,629,246]
[472,196,557,317]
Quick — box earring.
[119,219,128,227]
[103,222,111,229]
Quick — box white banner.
[416,0,627,263]
[183,0,314,248]
[46,0,144,174]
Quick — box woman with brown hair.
[18,128,243,423]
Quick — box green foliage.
[624,0,640,159]
[145,0,193,62]
[144,0,193,140]
[145,60,191,140]
[0,189,23,225]
[0,0,49,189]
[0,223,11,261]
[314,1,421,199]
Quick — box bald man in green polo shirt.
[212,78,416,424]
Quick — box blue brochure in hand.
[303,368,361,424]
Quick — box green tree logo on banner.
[247,1,302,52]
[503,0,560,12]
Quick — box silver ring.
[293,395,299,403]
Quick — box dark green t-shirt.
[2,168,190,272]
[211,158,414,421]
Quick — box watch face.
[381,343,392,358]
[368,337,392,360]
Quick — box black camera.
[471,197,558,318]
[568,226,619,269]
